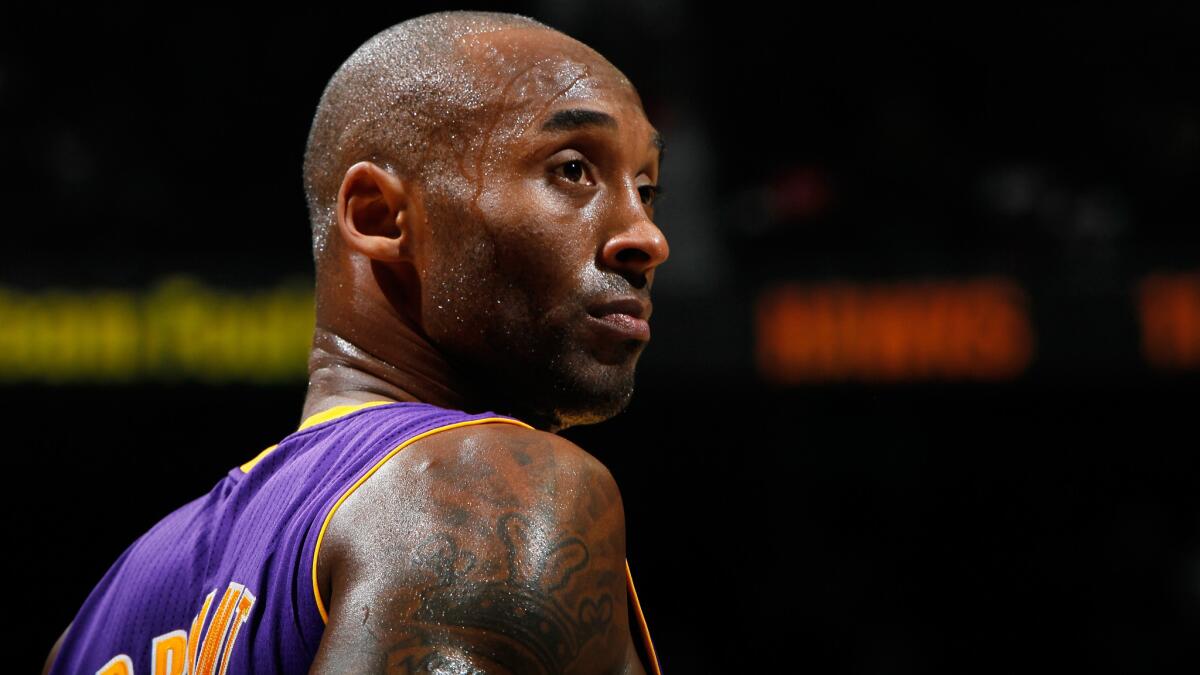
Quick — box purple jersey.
[50,400,660,675]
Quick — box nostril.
[615,248,650,265]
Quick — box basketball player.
[44,11,667,675]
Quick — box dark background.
[6,2,1200,672]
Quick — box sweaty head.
[305,12,669,430]
[303,11,549,260]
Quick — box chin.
[542,362,637,431]
[551,395,631,430]
[473,326,644,431]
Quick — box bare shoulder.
[390,422,620,501]
[313,423,639,674]
[321,424,624,562]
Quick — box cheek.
[421,178,603,350]
[420,237,495,336]
[477,241,582,342]
[416,222,550,341]
[415,200,499,331]
[491,179,600,272]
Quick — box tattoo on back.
[378,513,615,674]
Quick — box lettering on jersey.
[96,654,133,675]
[96,581,256,675]
[217,589,257,675]
[191,582,257,675]
[185,590,216,673]
[150,630,186,675]
[194,584,241,674]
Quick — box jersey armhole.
[626,560,662,675]
[308,416,533,623]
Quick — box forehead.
[456,27,648,132]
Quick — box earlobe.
[336,161,415,263]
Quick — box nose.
[600,189,670,289]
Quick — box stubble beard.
[461,293,640,431]
[539,330,638,430]
[421,185,641,431]
[426,261,640,430]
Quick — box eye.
[638,184,663,206]
[554,159,593,185]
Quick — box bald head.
[301,12,663,429]
[302,11,553,263]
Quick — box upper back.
[49,401,528,675]
[311,413,654,674]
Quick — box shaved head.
[302,11,661,429]
[302,10,552,263]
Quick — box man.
[45,10,667,675]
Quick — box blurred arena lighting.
[0,277,313,382]
[1138,272,1200,370]
[756,278,1035,383]
[11,271,1198,384]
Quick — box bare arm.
[310,424,645,674]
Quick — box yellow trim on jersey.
[298,401,393,431]
[240,401,394,473]
[311,416,534,623]
[239,445,278,474]
[626,560,662,675]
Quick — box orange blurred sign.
[1138,272,1200,370]
[757,278,1034,383]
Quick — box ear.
[335,161,417,263]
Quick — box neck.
[301,261,486,422]
[303,259,562,431]
[301,326,469,419]
[302,322,562,431]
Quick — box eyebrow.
[539,107,666,166]
[540,108,618,133]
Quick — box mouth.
[586,297,651,342]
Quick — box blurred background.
[5,2,1200,672]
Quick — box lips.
[587,298,651,341]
